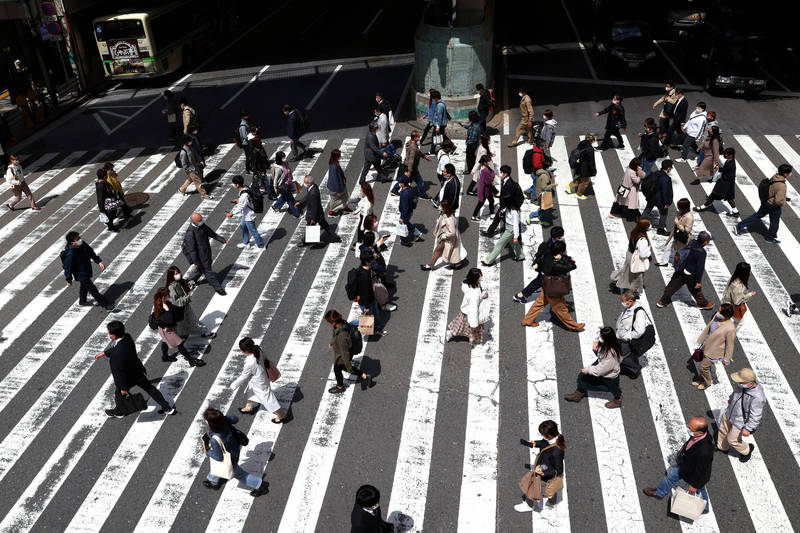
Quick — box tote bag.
[630,250,650,273]
[395,223,409,238]
[208,436,234,479]
[305,224,321,243]
[670,487,707,521]
[358,314,375,336]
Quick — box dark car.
[665,0,708,38]
[594,21,657,68]
[703,40,767,95]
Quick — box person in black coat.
[94,321,174,417]
[350,484,394,533]
[433,163,461,210]
[639,119,661,176]
[642,159,674,235]
[513,225,565,303]
[476,83,491,133]
[282,104,307,161]
[63,231,113,310]
[694,147,739,216]
[95,169,128,232]
[183,212,228,295]
[567,137,597,199]
[296,175,333,242]
[483,164,523,236]
[595,94,627,150]
[643,416,712,512]
[359,123,384,184]
[666,90,688,146]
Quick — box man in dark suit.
[642,159,674,235]
[666,89,688,146]
[643,416,712,513]
[476,83,491,133]
[350,484,393,533]
[95,320,175,418]
[359,123,384,184]
[282,104,307,161]
[183,212,228,295]
[296,175,333,243]
[63,231,114,311]
[482,164,523,237]
[595,94,626,150]
[433,163,461,210]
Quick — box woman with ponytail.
[516,419,566,512]
[230,337,287,423]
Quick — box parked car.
[665,0,708,38]
[703,40,767,95]
[594,20,657,68]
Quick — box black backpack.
[629,307,656,356]
[522,148,534,174]
[174,147,188,169]
[758,178,775,204]
[345,267,360,301]
[60,247,69,268]
[640,173,658,199]
[228,420,250,446]
[568,147,581,169]
[348,324,363,356]
[241,187,264,214]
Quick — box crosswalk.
[0,133,799,532]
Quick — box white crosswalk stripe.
[1,134,800,533]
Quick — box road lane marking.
[652,40,690,86]
[735,135,800,222]
[558,0,597,80]
[300,9,328,36]
[220,64,271,110]
[306,64,343,111]
[0,151,82,221]
[362,9,383,34]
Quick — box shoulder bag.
[264,357,281,382]
[208,435,234,479]
[630,237,652,274]
[542,275,571,297]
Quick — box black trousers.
[161,340,193,360]
[521,272,543,298]
[186,262,224,292]
[334,362,362,387]
[243,144,253,171]
[465,143,478,173]
[487,207,504,235]
[577,373,622,399]
[472,196,495,218]
[658,117,671,138]
[600,127,624,149]
[79,279,108,307]
[359,159,382,184]
[115,377,170,411]
[420,122,434,144]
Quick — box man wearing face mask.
[350,484,393,532]
[5,154,40,211]
[615,289,652,378]
[642,159,674,235]
[595,94,626,150]
[677,101,707,162]
[718,368,765,462]
[508,88,534,148]
[63,231,114,311]
[182,212,229,296]
[374,92,392,133]
[652,82,677,141]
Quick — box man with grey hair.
[615,289,652,377]
[182,212,228,295]
[295,175,333,243]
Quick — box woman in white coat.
[610,218,652,293]
[231,337,287,423]
[445,267,487,346]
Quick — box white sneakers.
[237,242,252,249]
[514,501,536,513]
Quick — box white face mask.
[612,99,618,104]
[696,108,703,114]
[518,92,523,97]
[665,86,671,92]
[375,98,380,103]
[75,239,83,246]
[174,273,181,280]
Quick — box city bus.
[92,0,234,79]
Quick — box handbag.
[542,275,570,297]
[358,314,375,336]
[630,250,649,274]
[148,313,159,330]
[544,475,564,499]
[670,487,707,521]
[617,184,631,198]
[478,297,490,325]
[372,278,390,306]
[305,224,321,243]
[433,133,443,147]
[116,392,148,415]
[265,358,281,382]
[518,470,538,501]
[733,302,747,320]
[458,241,468,262]
[674,229,689,244]
[540,191,554,211]
[692,347,704,362]
[104,197,123,211]
[395,222,409,238]
[208,436,234,479]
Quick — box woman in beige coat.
[694,303,736,389]
[657,198,693,266]
[420,200,464,270]
[692,126,721,183]
[722,262,756,327]
[609,158,644,221]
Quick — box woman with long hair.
[693,125,723,181]
[152,287,206,366]
[722,261,756,326]
[467,135,495,195]
[324,310,373,394]
[165,265,213,338]
[327,148,350,216]
[482,193,524,266]
[657,197,693,266]
[250,135,273,198]
[564,326,624,408]
[610,218,652,293]
[471,154,495,221]
[422,200,464,271]
[270,151,300,217]
[609,157,644,221]
[445,267,487,346]
[516,419,566,512]
[230,337,287,422]
[352,181,375,245]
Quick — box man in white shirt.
[226,175,264,248]
[678,101,707,162]
[374,107,390,147]
[615,289,651,377]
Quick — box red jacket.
[532,145,545,172]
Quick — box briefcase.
[542,275,571,297]
[358,314,375,336]
[670,487,707,521]
[117,392,148,415]
[305,224,321,243]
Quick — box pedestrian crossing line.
[0,150,170,354]
[457,137,500,532]
[19,152,59,175]
[552,136,646,532]
[201,146,370,532]
[764,135,800,198]
[0,151,72,208]
[735,135,800,221]
[516,144,570,530]
[270,138,409,533]
[593,150,720,531]
[0,150,96,251]
[61,142,350,533]
[130,141,338,533]
[623,137,794,532]
[0,147,245,489]
[386,142,469,531]
[143,143,234,195]
[0,148,136,278]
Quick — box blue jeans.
[241,219,264,247]
[640,156,655,177]
[696,149,706,165]
[525,172,539,197]
[207,464,263,489]
[273,191,300,216]
[391,169,426,196]
[737,202,781,240]
[656,466,709,510]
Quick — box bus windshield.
[95,19,146,42]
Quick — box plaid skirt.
[448,312,483,344]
